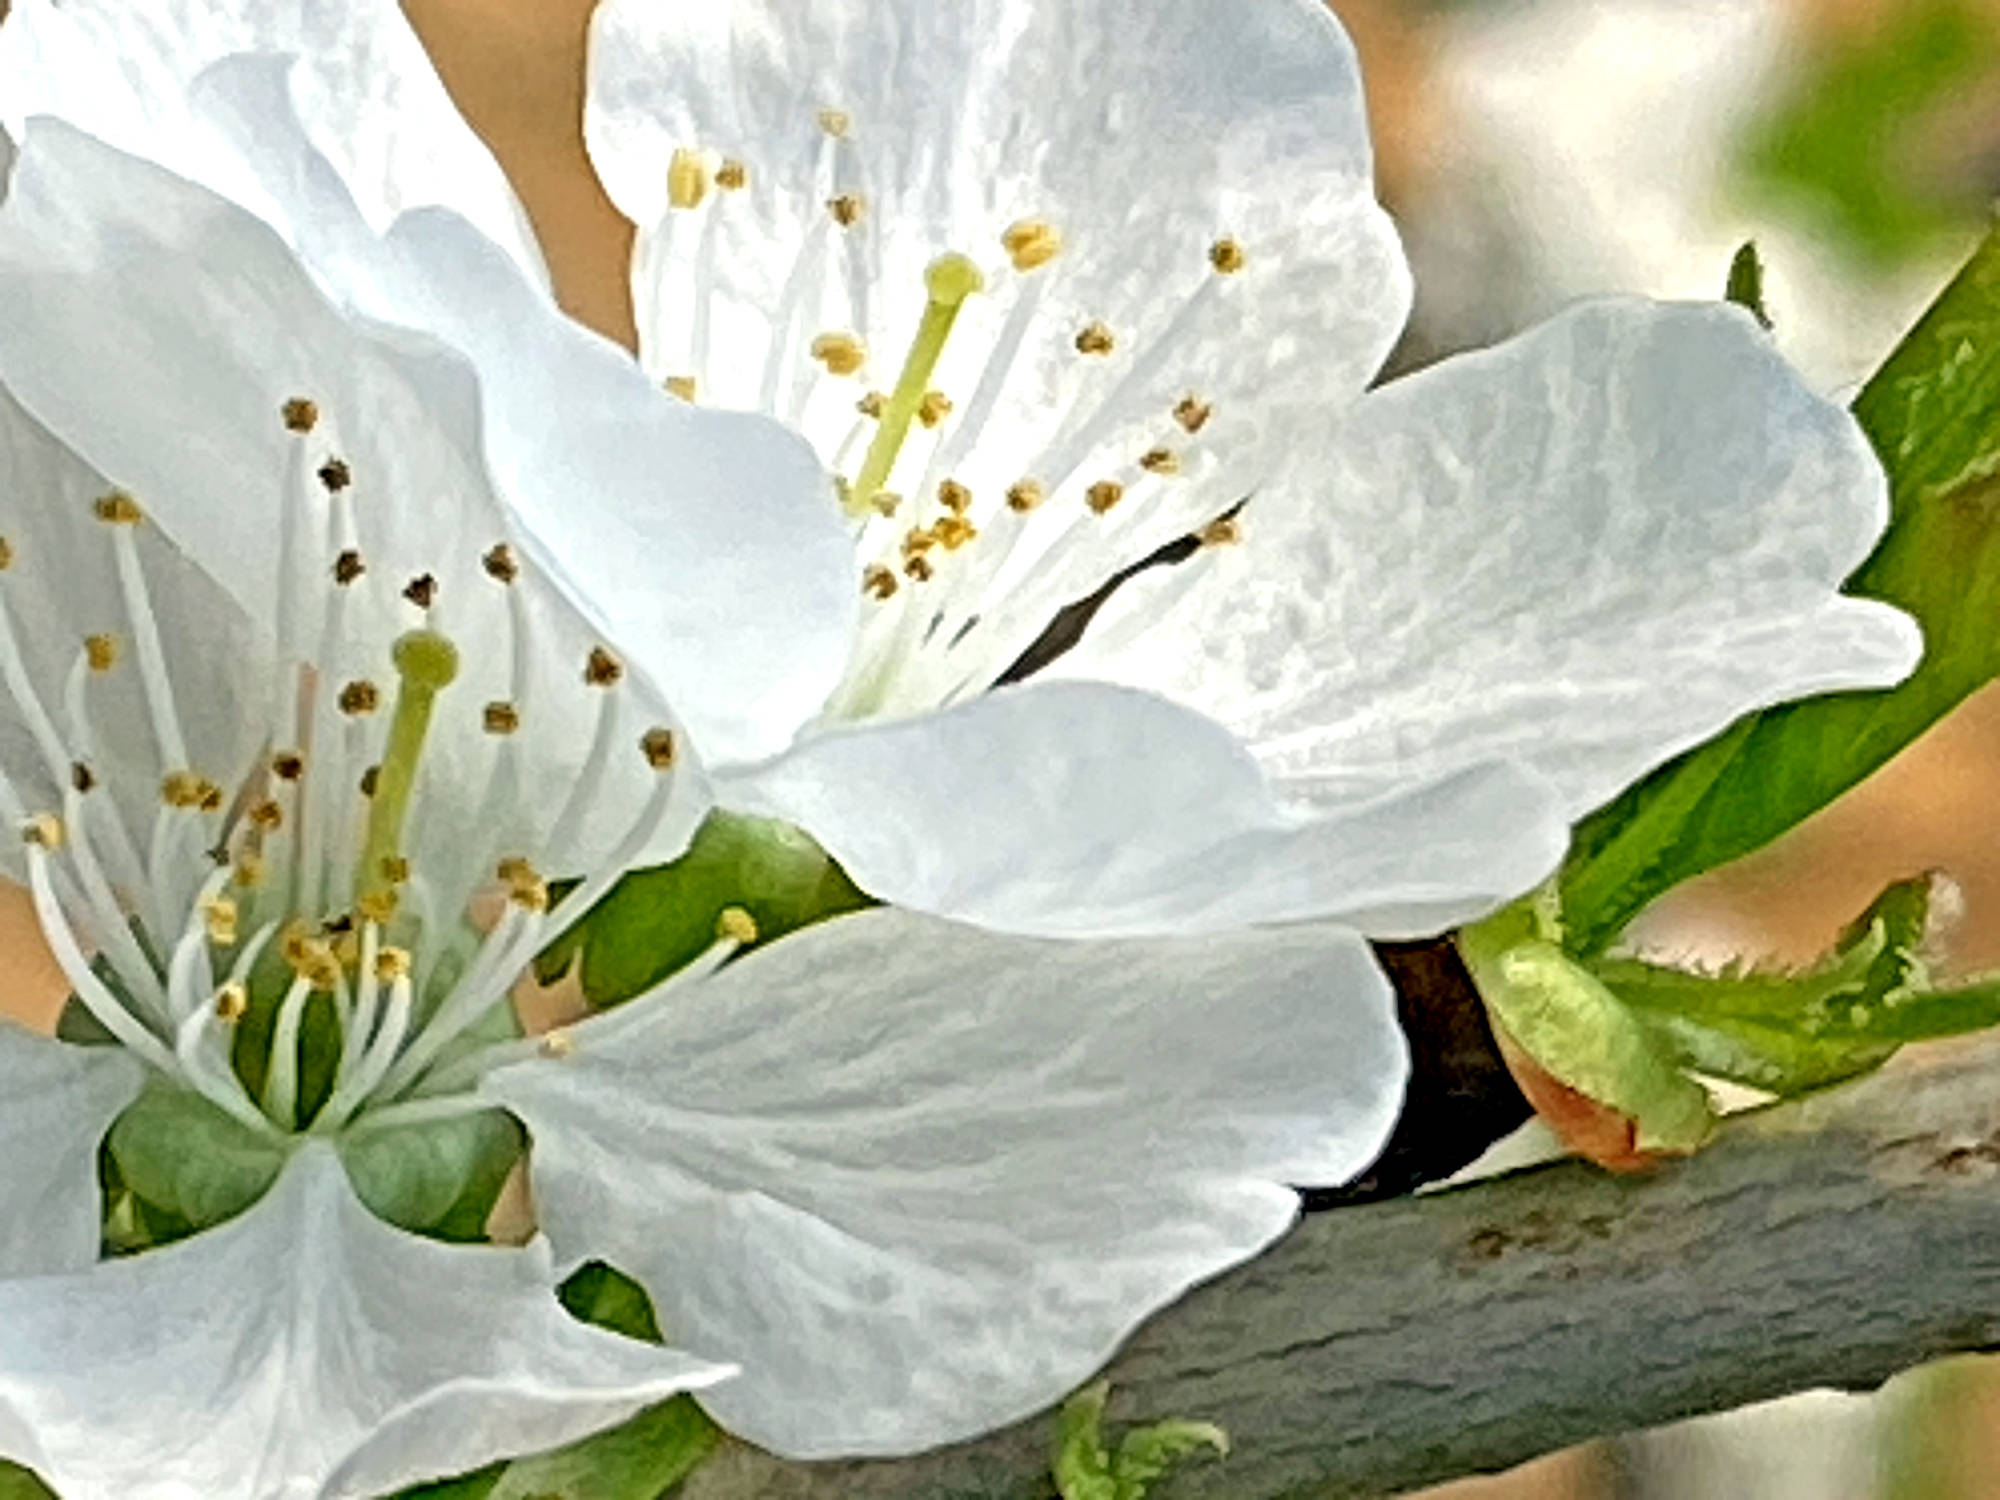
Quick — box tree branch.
[681,1028,2000,1500]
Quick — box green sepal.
[536,811,871,1009]
[1053,1382,1228,1500]
[0,1463,53,1499]
[1724,241,1773,330]
[391,1264,719,1499]
[338,1107,524,1242]
[107,1080,288,1235]
[1563,225,2000,955]
[1460,903,1716,1154]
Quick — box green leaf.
[1563,225,2000,955]
[339,1107,524,1241]
[1052,1382,1228,1500]
[107,1080,287,1235]
[1460,902,1716,1154]
[0,1462,54,1499]
[1596,874,2000,1093]
[1724,241,1773,330]
[536,812,871,1008]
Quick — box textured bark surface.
[681,1029,2000,1500]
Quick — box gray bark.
[682,1029,2000,1500]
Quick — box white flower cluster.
[0,1,1913,1496]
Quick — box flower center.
[0,400,717,1143]
[642,106,1253,719]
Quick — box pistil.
[355,628,459,915]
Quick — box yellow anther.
[667,146,710,210]
[1085,480,1125,515]
[21,813,63,850]
[317,459,353,493]
[1174,395,1212,433]
[716,906,759,944]
[716,158,749,191]
[640,727,679,770]
[357,887,400,925]
[202,895,239,946]
[664,375,698,403]
[539,1029,577,1060]
[810,332,868,377]
[403,574,439,610]
[1005,479,1046,513]
[917,390,953,428]
[337,680,381,716]
[249,800,284,832]
[379,854,411,886]
[84,634,119,672]
[93,491,143,525]
[1209,237,1247,274]
[359,765,381,798]
[483,701,521,735]
[286,932,342,991]
[937,479,972,515]
[271,750,306,782]
[901,527,938,559]
[482,543,520,584]
[933,515,978,551]
[233,852,266,889]
[818,107,851,137]
[496,855,549,913]
[856,391,887,419]
[70,762,95,794]
[161,769,214,809]
[1074,321,1115,356]
[375,945,412,983]
[827,194,866,227]
[903,552,935,583]
[213,983,249,1022]
[1198,515,1243,548]
[871,490,902,517]
[0,538,13,571]
[862,564,899,600]
[333,549,366,586]
[1001,218,1063,272]
[282,397,320,434]
[1139,447,1181,475]
[585,646,624,687]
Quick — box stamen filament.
[845,254,984,517]
[261,972,315,1127]
[107,522,190,774]
[23,841,177,1073]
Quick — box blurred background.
[3,0,1999,1492]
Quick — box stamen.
[1198,515,1243,547]
[1140,447,1182,475]
[84,634,118,672]
[481,543,520,584]
[938,480,972,515]
[337,680,381,716]
[214,982,248,1022]
[862,564,898,600]
[667,146,710,210]
[810,332,868,377]
[1074,321,1116,356]
[1209,238,1247,275]
[664,376,698,403]
[844,253,985,517]
[282,398,320,434]
[332,549,366,586]
[1085,480,1125,515]
[1001,219,1063,272]
[1174,395,1213,433]
[1006,479,1046,513]
[818,107,851,137]
[715,158,749,191]
[317,458,353,493]
[483,701,520,735]
[584,646,624,686]
[856,391,887,419]
[716,906,758,944]
[403,574,439,610]
[917,390,953,429]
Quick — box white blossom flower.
[0,117,1413,1487]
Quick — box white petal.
[1059,299,1921,820]
[0,1144,732,1500]
[0,121,706,878]
[722,678,1566,937]
[0,1022,143,1277]
[0,0,541,280]
[588,0,1408,678]
[184,55,858,766]
[484,907,1405,1456]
